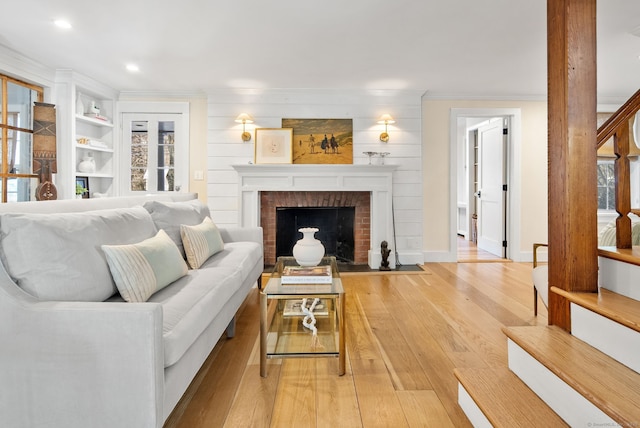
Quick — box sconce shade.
[377,114,395,142]
[235,113,254,141]
[235,113,254,124]
[377,114,395,125]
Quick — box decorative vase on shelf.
[76,92,84,115]
[292,227,325,266]
[77,152,96,173]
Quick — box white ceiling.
[0,0,638,100]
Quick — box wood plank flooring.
[164,262,547,427]
[457,235,506,263]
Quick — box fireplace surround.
[232,164,397,269]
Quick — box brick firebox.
[260,191,370,265]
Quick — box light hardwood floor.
[457,235,505,263]
[164,262,546,427]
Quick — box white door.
[476,120,507,257]
[121,113,186,195]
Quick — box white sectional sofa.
[0,193,263,428]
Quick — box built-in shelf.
[75,143,113,153]
[75,172,113,179]
[76,114,114,128]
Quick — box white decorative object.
[89,101,100,115]
[77,152,96,173]
[292,227,325,266]
[300,297,322,350]
[76,93,84,115]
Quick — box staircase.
[455,255,640,427]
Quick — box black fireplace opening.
[276,207,355,263]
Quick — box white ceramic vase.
[78,153,96,173]
[292,227,325,266]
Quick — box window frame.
[1,74,44,203]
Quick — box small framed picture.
[254,128,293,164]
[76,176,90,199]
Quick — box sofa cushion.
[181,217,224,269]
[102,229,189,302]
[143,199,211,259]
[200,241,263,284]
[146,267,244,367]
[0,206,157,301]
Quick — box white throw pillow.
[102,229,188,302]
[180,217,224,269]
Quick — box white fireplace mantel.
[232,164,397,268]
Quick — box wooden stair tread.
[598,246,640,267]
[551,286,640,333]
[503,325,640,426]
[454,367,568,427]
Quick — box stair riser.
[571,303,640,373]
[457,383,493,428]
[599,257,640,301]
[507,339,615,427]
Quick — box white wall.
[423,98,549,262]
[206,89,424,264]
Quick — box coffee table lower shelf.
[260,293,345,377]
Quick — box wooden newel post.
[547,0,599,331]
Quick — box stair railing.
[597,89,640,249]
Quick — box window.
[597,161,615,211]
[0,74,44,203]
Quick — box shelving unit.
[55,71,118,199]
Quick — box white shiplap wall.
[206,88,424,264]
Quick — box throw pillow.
[181,217,224,269]
[102,229,188,302]
[143,199,211,259]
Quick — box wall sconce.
[235,113,254,142]
[377,114,395,142]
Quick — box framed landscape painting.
[254,128,293,164]
[282,118,353,164]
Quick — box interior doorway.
[451,109,521,263]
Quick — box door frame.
[449,108,522,261]
[117,101,190,195]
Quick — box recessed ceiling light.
[126,64,140,72]
[54,19,72,29]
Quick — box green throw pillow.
[180,217,224,269]
[102,229,188,302]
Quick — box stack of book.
[281,265,332,284]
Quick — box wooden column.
[547,0,599,330]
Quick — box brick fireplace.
[232,164,396,269]
[260,191,370,265]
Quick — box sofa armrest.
[0,271,164,428]
[219,226,263,247]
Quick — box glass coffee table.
[260,256,345,377]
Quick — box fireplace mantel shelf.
[232,164,397,173]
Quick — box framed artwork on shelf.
[76,176,90,199]
[254,128,293,164]
[282,118,353,164]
